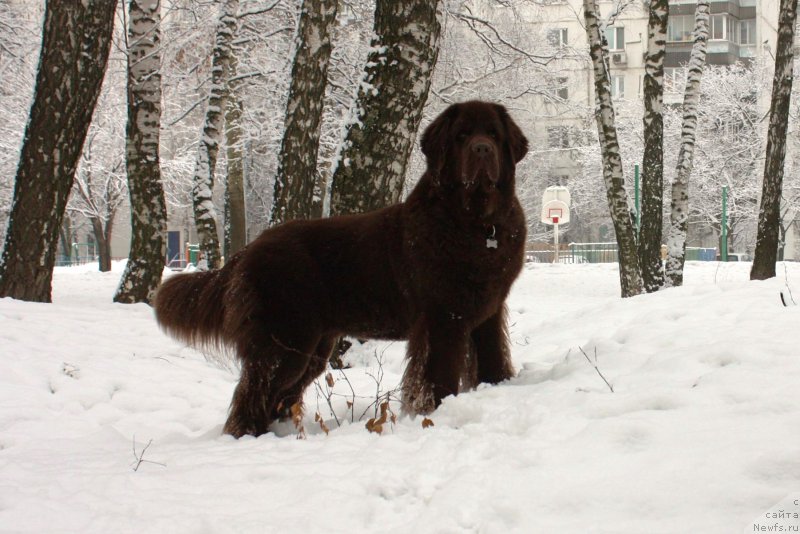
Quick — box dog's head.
[421,101,529,217]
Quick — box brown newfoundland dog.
[155,100,529,437]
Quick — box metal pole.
[721,186,728,262]
[553,222,560,264]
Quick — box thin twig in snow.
[131,436,166,472]
[579,346,614,393]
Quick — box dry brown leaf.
[421,418,434,429]
[365,417,383,434]
[314,412,330,435]
[290,402,306,438]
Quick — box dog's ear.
[494,104,529,164]
[421,104,459,166]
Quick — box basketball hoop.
[540,187,571,263]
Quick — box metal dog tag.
[486,225,498,249]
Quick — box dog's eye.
[457,133,468,142]
[487,130,498,139]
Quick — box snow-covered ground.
[2,260,800,533]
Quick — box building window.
[604,26,625,51]
[667,15,694,42]
[664,67,687,92]
[556,77,568,100]
[710,14,736,41]
[710,14,723,39]
[611,75,625,99]
[739,19,756,45]
[548,27,568,48]
[547,126,570,148]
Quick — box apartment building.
[467,0,794,254]
[515,0,781,164]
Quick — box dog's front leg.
[471,306,515,385]
[401,316,470,414]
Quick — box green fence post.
[721,186,728,262]
[188,243,200,266]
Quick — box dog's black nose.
[472,142,492,156]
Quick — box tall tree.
[191,0,239,270]
[270,0,338,226]
[67,63,128,275]
[71,158,126,273]
[751,0,797,280]
[582,0,643,297]
[665,1,709,287]
[0,1,116,302]
[639,0,668,292]
[224,74,247,258]
[221,25,259,261]
[330,0,443,216]
[115,0,167,304]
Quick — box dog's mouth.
[463,166,499,189]
[475,167,500,190]
[459,167,503,218]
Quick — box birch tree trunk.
[665,1,709,287]
[639,0,668,292]
[0,1,115,302]
[750,0,797,280]
[583,0,644,298]
[224,56,246,258]
[115,0,167,304]
[270,0,338,226]
[191,0,238,270]
[330,0,443,216]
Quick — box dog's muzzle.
[465,137,500,187]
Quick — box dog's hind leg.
[271,335,337,421]
[223,333,318,438]
[471,307,515,385]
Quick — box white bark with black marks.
[582,0,643,298]
[330,0,443,216]
[639,0,668,292]
[191,0,238,270]
[270,0,338,226]
[665,1,709,287]
[115,0,167,304]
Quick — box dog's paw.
[401,385,436,416]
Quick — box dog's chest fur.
[399,185,526,326]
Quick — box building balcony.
[666,39,742,67]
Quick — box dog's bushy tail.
[154,268,230,352]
